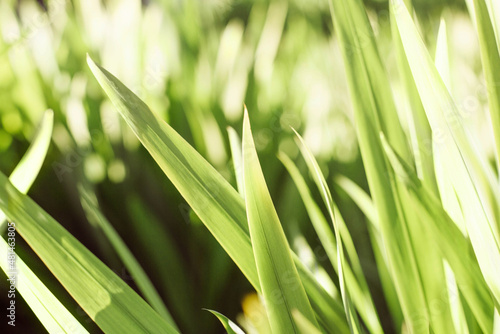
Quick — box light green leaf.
[381,133,495,332]
[391,0,500,307]
[242,110,318,333]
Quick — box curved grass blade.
[205,309,245,334]
[0,172,179,334]
[78,184,179,330]
[279,152,383,333]
[87,55,348,333]
[242,111,318,332]
[293,131,379,334]
[0,109,53,225]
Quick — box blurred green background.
[0,0,487,332]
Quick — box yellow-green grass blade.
[0,236,88,333]
[0,109,88,333]
[381,134,496,332]
[293,131,381,334]
[242,111,318,332]
[87,55,348,333]
[0,172,179,334]
[205,309,245,334]
[292,310,323,334]
[391,0,500,307]
[391,6,438,195]
[470,0,500,172]
[0,110,53,225]
[78,184,179,330]
[279,151,383,333]
[328,1,429,328]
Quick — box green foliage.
[0,0,499,333]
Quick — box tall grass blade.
[242,110,318,332]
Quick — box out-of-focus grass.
[0,0,498,333]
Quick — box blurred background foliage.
[0,0,491,332]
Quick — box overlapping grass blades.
[87,55,349,333]
[0,110,88,333]
[391,0,500,309]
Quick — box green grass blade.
[205,309,245,334]
[328,1,430,328]
[293,131,380,333]
[87,55,348,333]
[381,133,496,332]
[470,0,500,171]
[0,110,88,333]
[78,184,179,330]
[292,310,323,334]
[0,172,179,334]
[242,111,318,332]
[391,0,500,307]
[0,237,89,333]
[0,109,53,225]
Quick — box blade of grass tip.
[205,309,246,334]
[293,131,380,334]
[87,55,349,333]
[0,172,179,334]
[87,54,258,288]
[78,184,179,331]
[0,109,53,227]
[227,126,244,198]
[292,309,323,334]
[0,110,88,333]
[381,133,496,332]
[471,0,500,178]
[391,0,500,307]
[242,110,318,333]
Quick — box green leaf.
[470,0,500,172]
[242,110,318,332]
[391,0,500,307]
[0,109,88,333]
[381,133,495,333]
[293,131,379,334]
[87,55,349,333]
[0,172,179,334]
[292,309,323,334]
[205,309,245,334]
